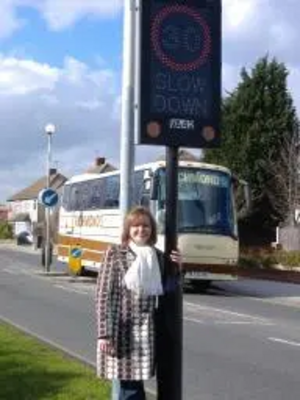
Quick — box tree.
[266,131,300,224]
[204,56,299,244]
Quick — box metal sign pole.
[38,186,58,271]
[120,0,136,219]
[135,1,221,398]
[45,133,52,272]
[157,146,182,400]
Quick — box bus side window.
[104,199,119,208]
[69,184,79,211]
[62,185,71,210]
[81,182,90,210]
[90,179,105,209]
[105,175,120,208]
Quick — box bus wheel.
[193,280,211,292]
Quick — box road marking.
[184,301,269,322]
[214,320,273,325]
[11,268,53,281]
[252,297,300,309]
[20,268,42,277]
[53,284,89,295]
[184,301,274,326]
[184,317,204,324]
[2,268,19,275]
[184,317,273,326]
[2,266,94,295]
[268,337,300,348]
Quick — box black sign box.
[136,0,221,148]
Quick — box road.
[1,245,300,400]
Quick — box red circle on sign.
[151,5,212,72]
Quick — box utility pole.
[120,0,136,219]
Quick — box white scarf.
[123,241,163,296]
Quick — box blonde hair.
[121,206,157,246]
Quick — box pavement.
[239,266,300,284]
[0,240,57,255]
[0,240,38,252]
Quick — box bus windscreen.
[156,168,235,237]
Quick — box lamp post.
[44,123,56,272]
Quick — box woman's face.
[129,215,152,246]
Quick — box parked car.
[17,231,33,245]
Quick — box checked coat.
[95,244,165,381]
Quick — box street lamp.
[44,123,56,272]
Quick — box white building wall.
[8,199,38,223]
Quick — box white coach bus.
[57,160,249,288]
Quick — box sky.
[0,0,299,202]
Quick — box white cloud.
[222,63,240,95]
[0,0,122,39]
[0,0,123,39]
[221,0,300,115]
[39,0,123,30]
[288,66,300,114]
[0,55,121,200]
[0,0,25,39]
[0,54,166,202]
[0,55,59,94]
[269,23,296,52]
[223,0,262,36]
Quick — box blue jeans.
[112,380,120,400]
[112,379,146,400]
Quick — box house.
[0,204,8,221]
[7,168,68,242]
[85,157,117,174]
[156,149,200,162]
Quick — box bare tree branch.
[266,131,300,224]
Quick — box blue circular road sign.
[71,247,82,258]
[38,188,59,208]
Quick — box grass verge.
[0,321,111,400]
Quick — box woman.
[95,206,182,400]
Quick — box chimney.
[95,157,105,166]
